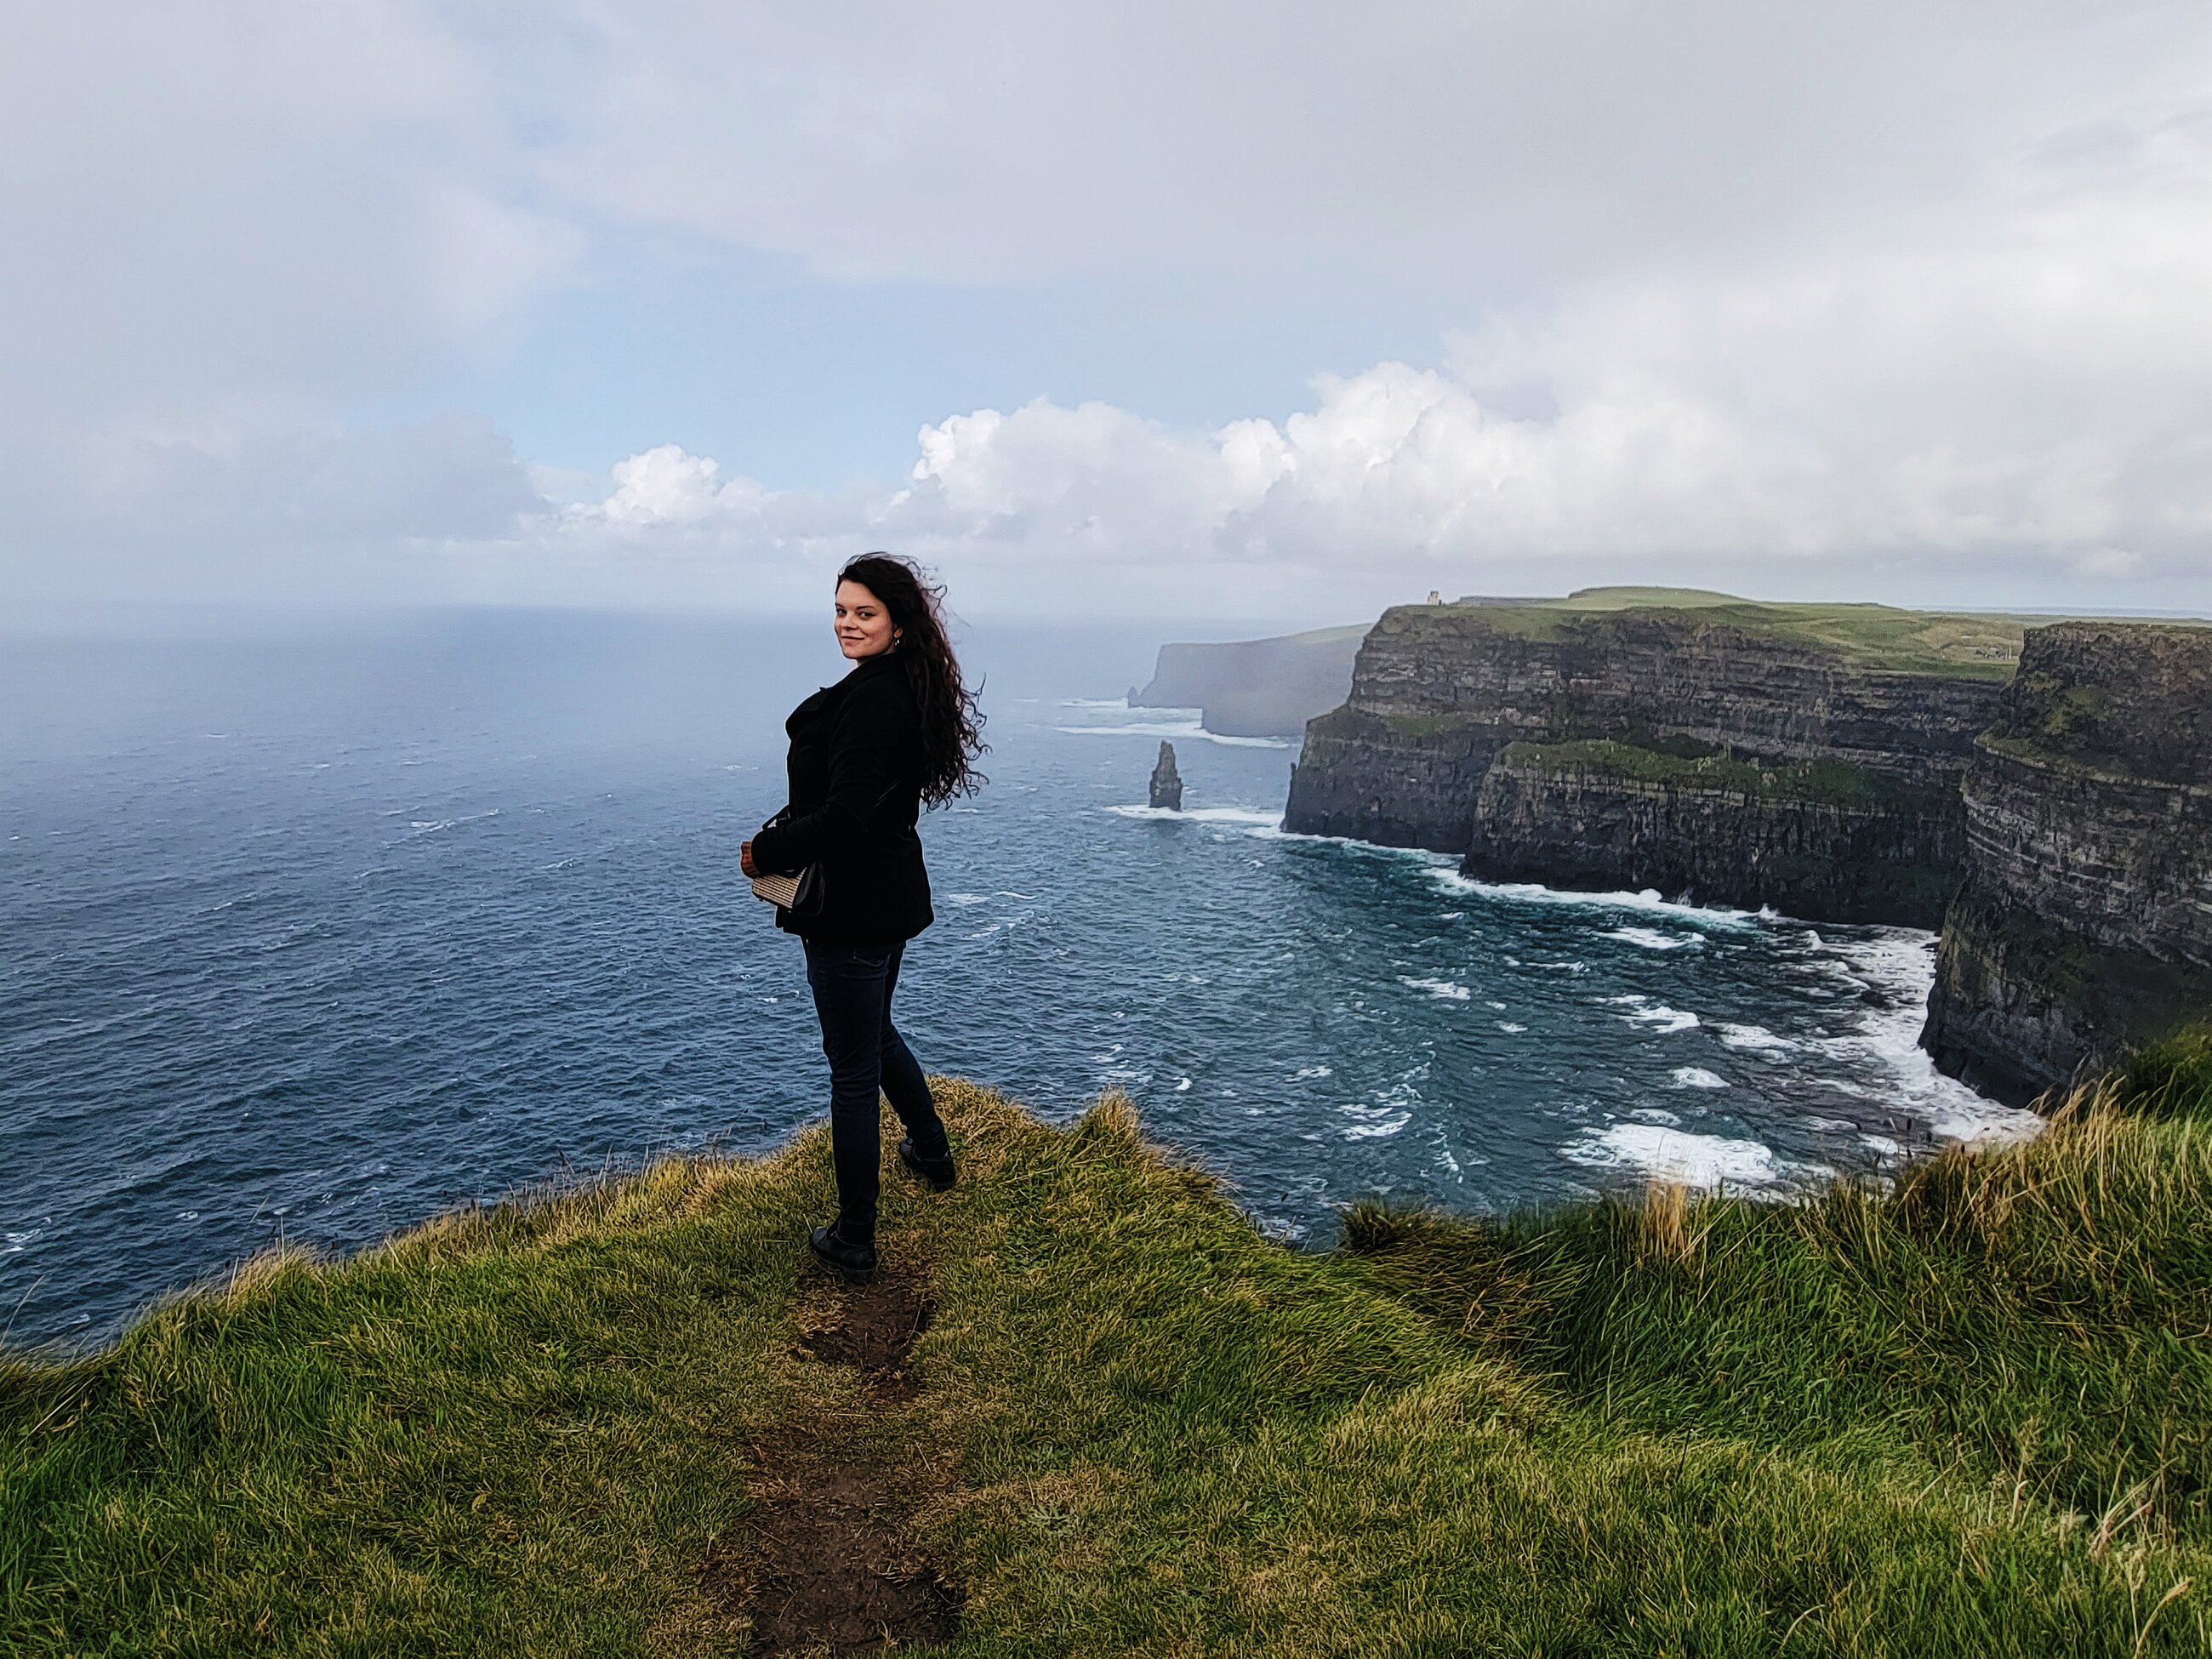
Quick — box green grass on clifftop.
[6,1081,2210,1655]
[1417,590,2075,680]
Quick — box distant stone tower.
[1149,741,1183,811]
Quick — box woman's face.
[834,579,899,659]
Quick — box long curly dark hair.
[839,553,987,807]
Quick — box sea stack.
[1149,741,1184,811]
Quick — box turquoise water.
[0,611,2032,1347]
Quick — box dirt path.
[705,1259,961,1655]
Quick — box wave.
[1055,711,1290,749]
[1399,975,1472,1001]
[1717,1023,1797,1052]
[1427,869,1759,929]
[1338,1102,1414,1141]
[1562,1123,1827,1193]
[1105,804,1286,831]
[1602,926,1705,951]
[1807,929,2043,1147]
[1605,994,1701,1034]
[393,809,501,843]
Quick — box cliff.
[1468,741,1965,926]
[1285,592,2019,921]
[1922,624,2212,1103]
[1130,624,1365,738]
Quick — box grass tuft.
[2090,1022,2212,1123]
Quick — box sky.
[3,2,2209,626]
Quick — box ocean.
[0,608,2035,1348]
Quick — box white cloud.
[584,445,765,528]
[2,3,2209,617]
[0,3,579,416]
[766,94,2209,593]
[533,1,2211,294]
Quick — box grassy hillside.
[1255,622,1370,647]
[6,1064,2210,1655]
[1521,585,1750,610]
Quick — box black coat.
[750,652,934,944]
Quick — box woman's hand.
[740,839,759,877]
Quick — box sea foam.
[1602,926,1704,950]
[1561,1123,1826,1193]
[1428,871,1757,929]
[1605,994,1702,1034]
[1671,1067,1730,1089]
[1810,930,2042,1147]
[1056,700,1290,748]
[1399,976,1472,1001]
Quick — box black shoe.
[899,1137,957,1192]
[808,1222,877,1283]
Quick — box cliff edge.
[1921,623,2212,1103]
[9,1078,2209,1652]
[1285,592,2022,925]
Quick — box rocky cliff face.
[1922,624,2212,1103]
[1468,743,1964,926]
[1280,703,1502,850]
[1131,626,1365,738]
[1301,607,2003,781]
[1284,605,2006,921]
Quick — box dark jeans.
[802,938,948,1241]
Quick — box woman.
[740,555,986,1282]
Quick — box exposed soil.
[717,1429,959,1654]
[706,1259,959,1655]
[795,1263,936,1404]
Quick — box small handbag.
[750,779,905,916]
[749,809,825,916]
